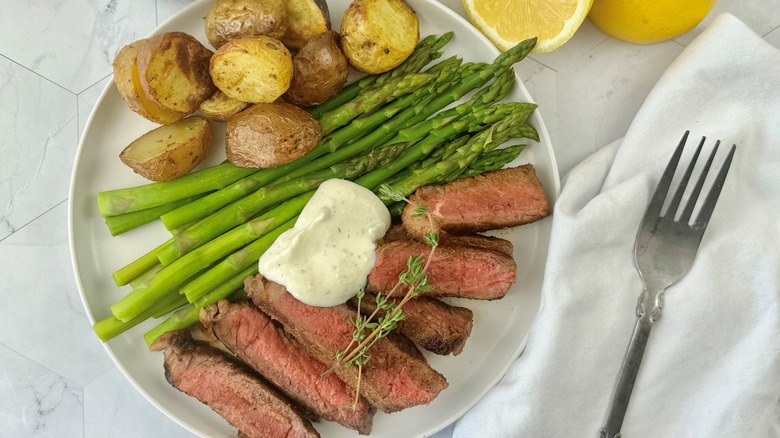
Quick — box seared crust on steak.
[383,224,514,257]
[402,164,550,241]
[200,300,375,434]
[245,275,448,413]
[367,238,517,300]
[351,293,473,356]
[151,331,319,438]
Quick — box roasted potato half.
[112,40,186,125]
[136,32,217,114]
[281,0,331,49]
[341,0,419,74]
[226,103,322,168]
[283,31,348,107]
[205,0,289,48]
[210,36,293,103]
[120,116,213,181]
[199,90,250,122]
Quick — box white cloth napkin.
[440,13,780,438]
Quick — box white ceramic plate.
[69,0,560,436]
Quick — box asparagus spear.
[93,287,188,342]
[97,162,256,217]
[319,73,434,135]
[104,194,205,236]
[456,144,527,179]
[180,216,296,303]
[381,125,535,201]
[112,240,170,286]
[355,102,537,191]
[307,33,452,119]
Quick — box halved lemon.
[462,0,594,53]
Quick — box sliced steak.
[402,164,551,240]
[382,224,514,257]
[351,293,473,356]
[244,275,448,413]
[150,331,319,438]
[200,300,375,434]
[367,238,517,300]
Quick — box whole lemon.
[588,0,716,44]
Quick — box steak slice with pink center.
[151,330,319,438]
[402,164,551,240]
[245,275,448,413]
[352,293,473,356]
[200,299,375,434]
[367,238,517,300]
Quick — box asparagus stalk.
[104,194,205,236]
[112,240,170,286]
[456,144,527,179]
[319,73,434,135]
[307,33,451,119]
[97,162,256,216]
[379,119,539,202]
[93,286,188,342]
[355,102,536,190]
[128,263,164,289]
[181,216,298,303]
[110,198,305,322]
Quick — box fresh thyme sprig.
[327,184,439,409]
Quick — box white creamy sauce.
[258,178,391,307]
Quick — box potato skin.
[199,90,250,122]
[283,31,348,107]
[205,0,289,48]
[210,36,293,103]
[226,103,322,168]
[341,0,420,74]
[136,32,217,114]
[281,0,332,50]
[120,116,213,181]
[112,40,186,125]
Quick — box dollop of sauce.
[258,179,391,306]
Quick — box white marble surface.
[0,0,778,436]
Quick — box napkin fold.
[443,13,780,438]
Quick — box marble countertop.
[1,0,778,436]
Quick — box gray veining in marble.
[0,0,777,436]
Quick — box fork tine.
[645,131,689,219]
[679,140,720,223]
[667,136,705,219]
[693,144,736,229]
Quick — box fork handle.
[599,313,654,438]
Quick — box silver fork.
[599,131,737,438]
